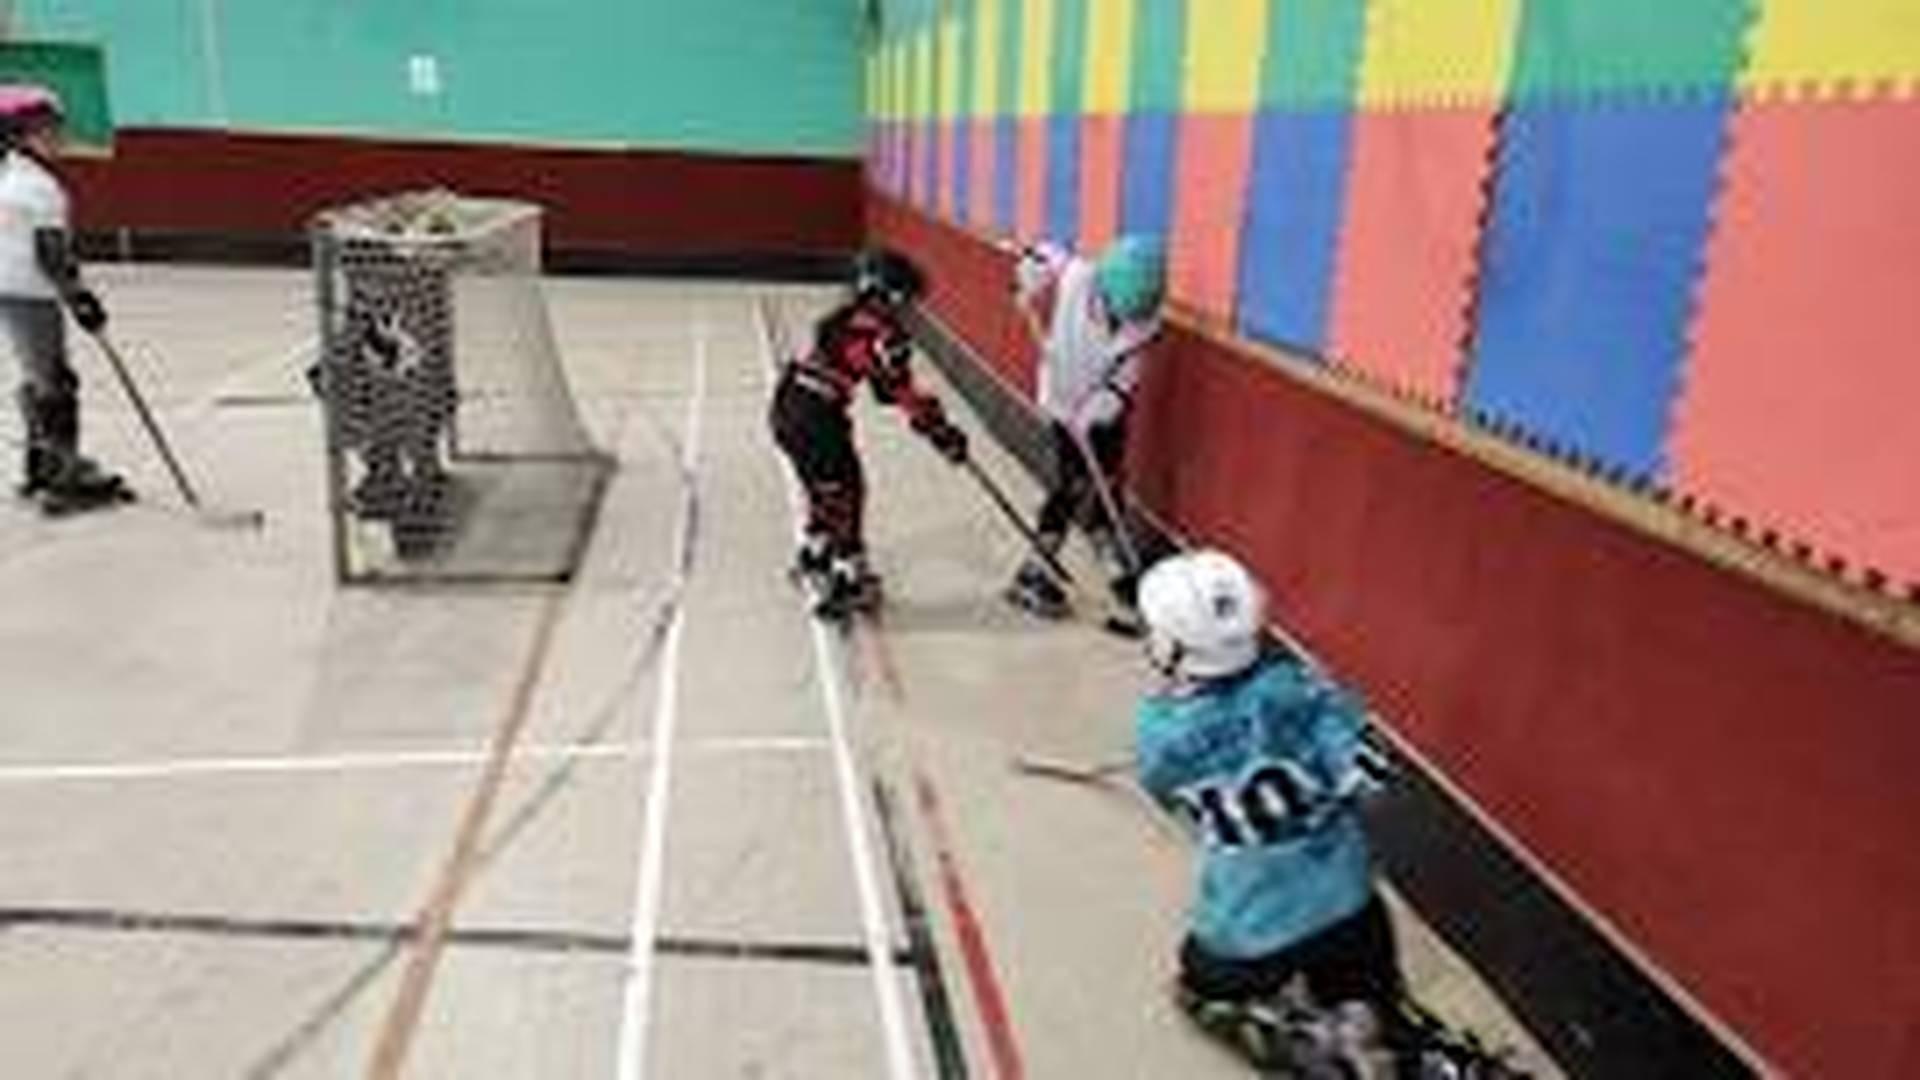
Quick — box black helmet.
[851,247,927,307]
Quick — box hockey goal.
[311,190,613,583]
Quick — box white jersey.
[1018,242,1161,433]
[0,151,68,299]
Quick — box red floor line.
[913,770,1025,1080]
[855,614,907,704]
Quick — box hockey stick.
[1010,751,1131,785]
[87,329,264,530]
[961,455,1075,587]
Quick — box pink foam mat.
[1328,107,1499,407]
[1671,97,1920,587]
[1170,113,1255,322]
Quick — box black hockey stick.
[87,329,264,530]
[962,455,1075,587]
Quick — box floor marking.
[914,771,1024,1080]
[756,296,919,1080]
[366,589,569,1079]
[873,778,971,1079]
[614,304,707,1080]
[0,736,827,787]
[0,743,635,785]
[0,905,914,968]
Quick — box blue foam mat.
[1465,97,1734,480]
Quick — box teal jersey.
[1135,654,1379,959]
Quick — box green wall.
[14,0,862,156]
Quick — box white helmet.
[1136,549,1266,680]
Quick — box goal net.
[311,190,613,583]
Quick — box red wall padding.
[64,129,861,256]
[878,193,1037,398]
[871,193,1920,1079]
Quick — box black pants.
[1,297,78,482]
[769,369,864,555]
[1180,894,1405,1019]
[1035,416,1127,551]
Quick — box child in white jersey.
[0,84,125,514]
[1003,234,1164,621]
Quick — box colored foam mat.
[1260,0,1367,109]
[1049,0,1088,117]
[972,0,1004,126]
[1017,0,1053,118]
[948,114,967,221]
[1045,112,1081,246]
[1082,0,1132,115]
[1016,115,1046,238]
[1670,96,1920,588]
[1118,109,1178,239]
[1328,106,1500,405]
[1075,113,1123,254]
[967,118,995,231]
[1357,0,1523,109]
[1508,0,1755,103]
[1235,107,1356,354]
[1128,0,1185,114]
[1182,0,1267,114]
[936,120,958,219]
[1465,96,1735,481]
[1743,0,1920,96]
[993,115,1018,233]
[921,119,941,212]
[1170,112,1256,323]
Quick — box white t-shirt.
[1019,243,1161,433]
[0,152,68,299]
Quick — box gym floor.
[0,266,1561,1078]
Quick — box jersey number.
[1170,764,1317,850]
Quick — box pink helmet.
[0,85,64,137]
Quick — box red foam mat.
[1077,114,1124,255]
[1671,98,1920,588]
[1328,107,1497,406]
[1017,117,1047,241]
[1170,112,1255,323]
[967,119,997,233]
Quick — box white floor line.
[0,743,635,785]
[0,735,829,787]
[754,297,919,1080]
[614,303,707,1080]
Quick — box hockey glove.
[912,403,969,464]
[68,289,107,333]
[928,419,968,464]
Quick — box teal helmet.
[1094,234,1166,322]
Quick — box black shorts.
[1180,893,1403,1011]
[770,368,867,547]
[770,370,859,489]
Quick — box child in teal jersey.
[1133,549,1408,1072]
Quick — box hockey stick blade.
[1011,752,1132,785]
[199,507,268,530]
